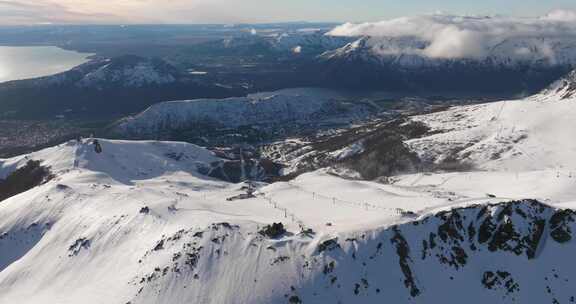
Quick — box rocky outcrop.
[264,118,425,179]
[125,200,576,303]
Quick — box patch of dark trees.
[0,160,54,203]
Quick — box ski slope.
[407,74,576,172]
[0,136,575,303]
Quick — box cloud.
[0,0,266,25]
[0,0,192,24]
[0,0,129,24]
[542,9,576,22]
[328,11,576,61]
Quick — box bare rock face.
[273,200,576,303]
[381,200,575,300]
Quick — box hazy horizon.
[0,0,575,25]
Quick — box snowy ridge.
[1,135,576,303]
[23,55,183,89]
[192,32,353,56]
[323,13,576,69]
[0,140,575,303]
[115,88,375,137]
[320,36,576,68]
[76,59,178,89]
[272,32,354,54]
[0,139,218,182]
[1,144,576,303]
[0,135,576,303]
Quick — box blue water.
[0,46,92,83]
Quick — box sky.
[0,0,575,25]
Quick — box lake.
[0,46,93,83]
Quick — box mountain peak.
[76,55,183,89]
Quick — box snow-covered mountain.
[405,69,576,171]
[3,71,576,302]
[315,34,575,92]
[112,88,380,141]
[272,32,355,55]
[2,136,576,303]
[187,32,353,57]
[0,54,246,120]
[323,13,576,69]
[21,55,185,89]
[261,70,576,177]
[320,35,576,68]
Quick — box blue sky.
[0,0,574,24]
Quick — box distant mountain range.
[184,32,354,57]
[314,35,576,93]
[321,35,576,67]
[1,29,575,120]
[180,31,576,94]
[3,55,183,90]
[0,55,246,119]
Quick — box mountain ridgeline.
[315,36,574,94]
[2,32,576,120]
[178,32,576,94]
[0,55,246,119]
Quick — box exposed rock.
[482,271,520,295]
[259,223,286,239]
[391,227,421,297]
[318,238,340,253]
[68,238,91,257]
[550,209,576,243]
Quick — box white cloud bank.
[328,10,576,60]
[542,9,576,22]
